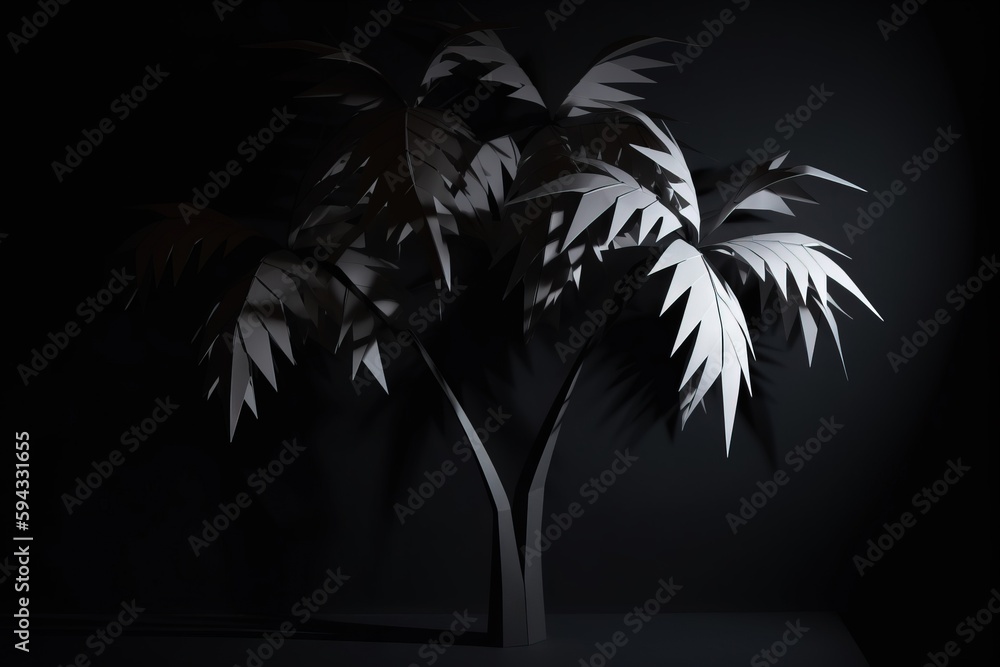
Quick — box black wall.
[5,1,994,665]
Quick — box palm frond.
[292,107,486,290]
[501,102,699,335]
[704,152,864,237]
[198,248,400,439]
[559,37,675,117]
[649,238,754,452]
[126,207,264,307]
[464,135,521,224]
[418,28,546,108]
[705,232,881,372]
[256,40,397,111]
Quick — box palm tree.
[130,23,879,648]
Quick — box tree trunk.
[516,360,585,644]
[507,258,645,644]
[335,277,535,646]
[343,257,650,646]
[338,276,538,645]
[413,337,529,646]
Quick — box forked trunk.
[413,338,529,646]
[513,357,588,644]
[414,336,585,646]
[353,260,636,647]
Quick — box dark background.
[4,0,995,665]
